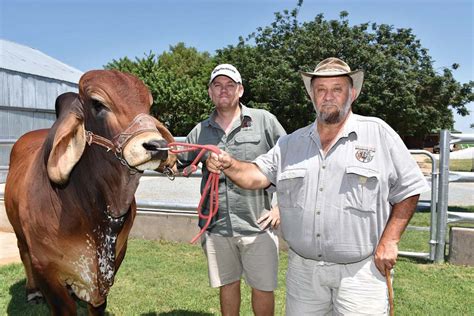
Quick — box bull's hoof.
[27,291,44,304]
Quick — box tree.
[105,2,472,139]
[105,43,215,135]
[215,1,473,138]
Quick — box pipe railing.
[405,149,438,261]
[1,132,473,263]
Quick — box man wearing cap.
[206,57,430,314]
[179,63,286,315]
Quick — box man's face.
[208,75,243,109]
[311,76,356,124]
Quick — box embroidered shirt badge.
[355,146,375,163]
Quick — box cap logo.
[213,67,237,75]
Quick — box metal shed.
[0,39,83,182]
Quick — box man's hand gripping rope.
[168,142,221,244]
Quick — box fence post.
[428,154,439,261]
[434,130,450,263]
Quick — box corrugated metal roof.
[0,39,83,83]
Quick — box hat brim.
[300,69,364,102]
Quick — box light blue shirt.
[255,112,430,263]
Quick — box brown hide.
[4,70,176,315]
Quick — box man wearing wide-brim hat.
[206,57,430,315]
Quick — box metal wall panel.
[0,72,9,105]
[0,69,79,182]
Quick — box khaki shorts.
[286,249,391,315]
[201,230,279,291]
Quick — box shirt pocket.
[234,133,262,161]
[277,168,306,209]
[343,166,379,212]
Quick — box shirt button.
[318,254,322,257]
[322,165,326,169]
[316,233,321,237]
[316,211,320,215]
[319,187,323,191]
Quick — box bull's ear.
[151,117,174,144]
[47,113,86,184]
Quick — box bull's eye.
[92,99,107,115]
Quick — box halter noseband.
[85,113,165,173]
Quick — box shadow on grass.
[6,279,104,315]
[398,256,431,265]
[416,202,473,213]
[7,279,49,315]
[449,206,474,212]
[7,279,213,316]
[155,311,214,316]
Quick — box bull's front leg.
[15,235,44,304]
[35,274,77,316]
[87,300,107,316]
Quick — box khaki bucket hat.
[300,57,364,101]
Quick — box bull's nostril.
[144,140,169,160]
[143,140,168,151]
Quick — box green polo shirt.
[179,104,286,236]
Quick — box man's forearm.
[223,158,270,190]
[380,194,420,244]
[374,194,420,273]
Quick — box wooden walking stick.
[385,267,394,316]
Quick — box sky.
[1,0,472,132]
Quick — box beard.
[316,92,352,124]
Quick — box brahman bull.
[5,70,176,315]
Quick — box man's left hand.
[257,205,281,230]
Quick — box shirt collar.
[340,111,358,138]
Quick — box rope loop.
[168,142,221,243]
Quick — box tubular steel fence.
[1,131,473,262]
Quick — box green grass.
[0,239,287,315]
[459,144,473,150]
[422,158,473,172]
[401,206,474,253]
[1,237,473,315]
[449,159,473,172]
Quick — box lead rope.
[168,142,221,244]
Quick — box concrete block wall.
[448,227,474,266]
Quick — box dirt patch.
[413,154,433,176]
[0,232,21,266]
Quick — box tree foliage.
[216,1,472,137]
[105,43,214,135]
[105,1,472,139]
